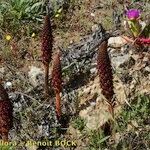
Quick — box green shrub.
[0,0,45,22]
[72,117,86,132]
[88,129,110,150]
[87,94,150,150]
[0,0,45,33]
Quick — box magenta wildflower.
[136,38,150,45]
[126,9,140,20]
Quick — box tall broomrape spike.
[41,15,53,97]
[97,40,115,116]
[52,52,62,120]
[0,83,13,141]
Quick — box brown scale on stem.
[41,15,53,97]
[0,83,13,141]
[97,40,115,116]
[97,40,116,136]
[52,52,62,120]
[41,15,53,64]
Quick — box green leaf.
[142,24,150,37]
[30,1,43,11]
[97,136,110,144]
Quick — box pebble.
[4,81,12,89]
[91,24,99,32]
[108,36,127,48]
[90,67,97,74]
[28,66,44,87]
[145,66,150,72]
[90,13,95,17]
[111,54,130,68]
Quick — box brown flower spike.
[97,40,115,116]
[0,83,13,141]
[41,15,53,96]
[52,52,62,120]
[41,15,53,64]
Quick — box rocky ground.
[0,0,150,150]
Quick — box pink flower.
[136,38,150,45]
[126,9,140,20]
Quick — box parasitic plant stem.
[41,15,53,97]
[52,52,62,120]
[97,40,116,136]
[97,40,115,117]
[44,63,49,98]
[55,92,61,120]
[0,83,13,141]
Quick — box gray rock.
[108,36,127,48]
[145,66,150,72]
[28,66,44,87]
[90,67,97,74]
[4,81,12,89]
[111,54,130,69]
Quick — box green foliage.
[0,145,15,150]
[87,94,150,150]
[88,129,110,150]
[0,0,45,22]
[72,117,86,132]
[0,0,77,34]
[142,24,150,38]
[0,0,45,33]
[51,0,63,15]
[117,94,150,130]
[127,20,141,37]
[113,94,150,149]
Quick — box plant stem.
[44,63,49,98]
[108,104,114,119]
[55,92,61,120]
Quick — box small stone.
[70,40,73,44]
[91,24,99,32]
[145,66,150,72]
[127,124,132,131]
[90,13,95,17]
[91,102,96,106]
[38,125,43,135]
[9,92,18,101]
[13,102,22,112]
[108,36,127,48]
[123,20,128,30]
[129,50,133,55]
[83,87,91,94]
[28,66,44,87]
[4,81,12,89]
[109,48,116,54]
[114,133,121,144]
[111,54,130,68]
[143,56,149,62]
[131,120,138,128]
[132,54,140,60]
[0,67,4,73]
[139,21,146,30]
[90,67,97,74]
